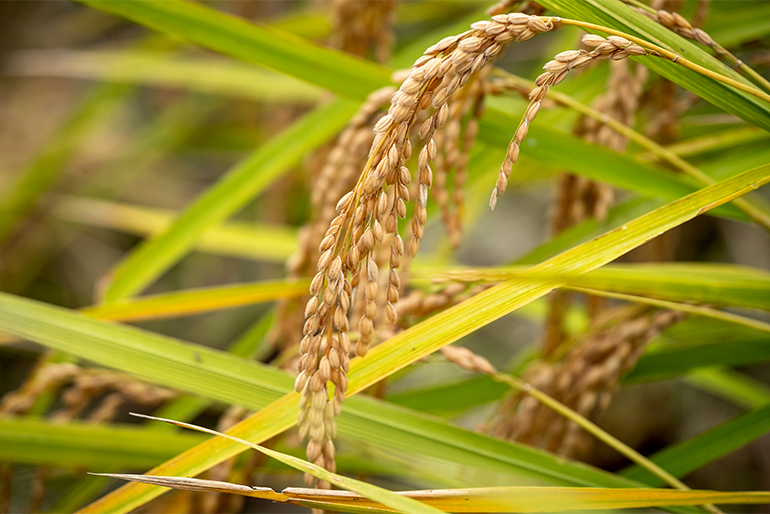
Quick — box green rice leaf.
[73,0,391,99]
[421,263,770,311]
[537,0,770,132]
[91,475,770,513]
[53,196,298,263]
[71,161,770,512]
[7,50,324,103]
[627,336,770,382]
[76,0,749,226]
[0,417,205,469]
[132,414,448,514]
[685,367,770,410]
[0,83,130,246]
[621,403,770,486]
[83,279,309,322]
[0,291,640,497]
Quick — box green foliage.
[1,0,769,513]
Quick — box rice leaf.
[130,414,448,514]
[70,161,770,512]
[621,403,770,486]
[0,417,205,469]
[8,50,323,103]
[94,474,770,513]
[0,83,130,246]
[82,279,309,322]
[76,0,749,225]
[74,0,391,99]
[0,291,642,496]
[52,196,298,263]
[419,263,770,312]
[685,367,770,410]
[627,336,770,382]
[537,0,770,132]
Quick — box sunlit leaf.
[538,0,770,131]
[95,474,770,513]
[8,50,323,103]
[72,163,770,512]
[74,0,392,99]
[420,262,770,311]
[83,279,308,322]
[53,196,298,263]
[131,414,448,514]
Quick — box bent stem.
[491,70,770,231]
[545,17,770,105]
[564,286,770,334]
[491,373,723,514]
[622,0,770,92]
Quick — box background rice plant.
[0,0,769,512]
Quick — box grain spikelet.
[544,59,647,355]
[332,0,397,63]
[490,34,653,209]
[298,12,559,479]
[488,307,686,457]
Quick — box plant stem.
[492,70,770,231]
[546,17,770,105]
[492,373,723,514]
[565,286,770,334]
[712,42,770,94]
[621,0,770,92]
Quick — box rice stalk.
[331,0,397,63]
[296,12,560,481]
[491,33,659,209]
[439,341,719,514]
[630,1,770,92]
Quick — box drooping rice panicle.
[491,33,653,209]
[297,12,559,481]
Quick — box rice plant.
[1,0,769,512]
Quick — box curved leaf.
[537,0,770,132]
[73,0,391,99]
[0,417,205,469]
[73,163,770,511]
[7,50,323,102]
[53,196,298,263]
[93,475,770,513]
[622,403,770,486]
[420,263,770,311]
[83,279,309,321]
[132,414,448,514]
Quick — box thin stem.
[623,0,770,92]
[711,42,770,93]
[491,373,723,514]
[565,286,770,334]
[637,127,767,161]
[492,70,770,231]
[546,17,770,105]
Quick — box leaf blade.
[537,0,770,132]
[73,0,392,99]
[71,163,770,511]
